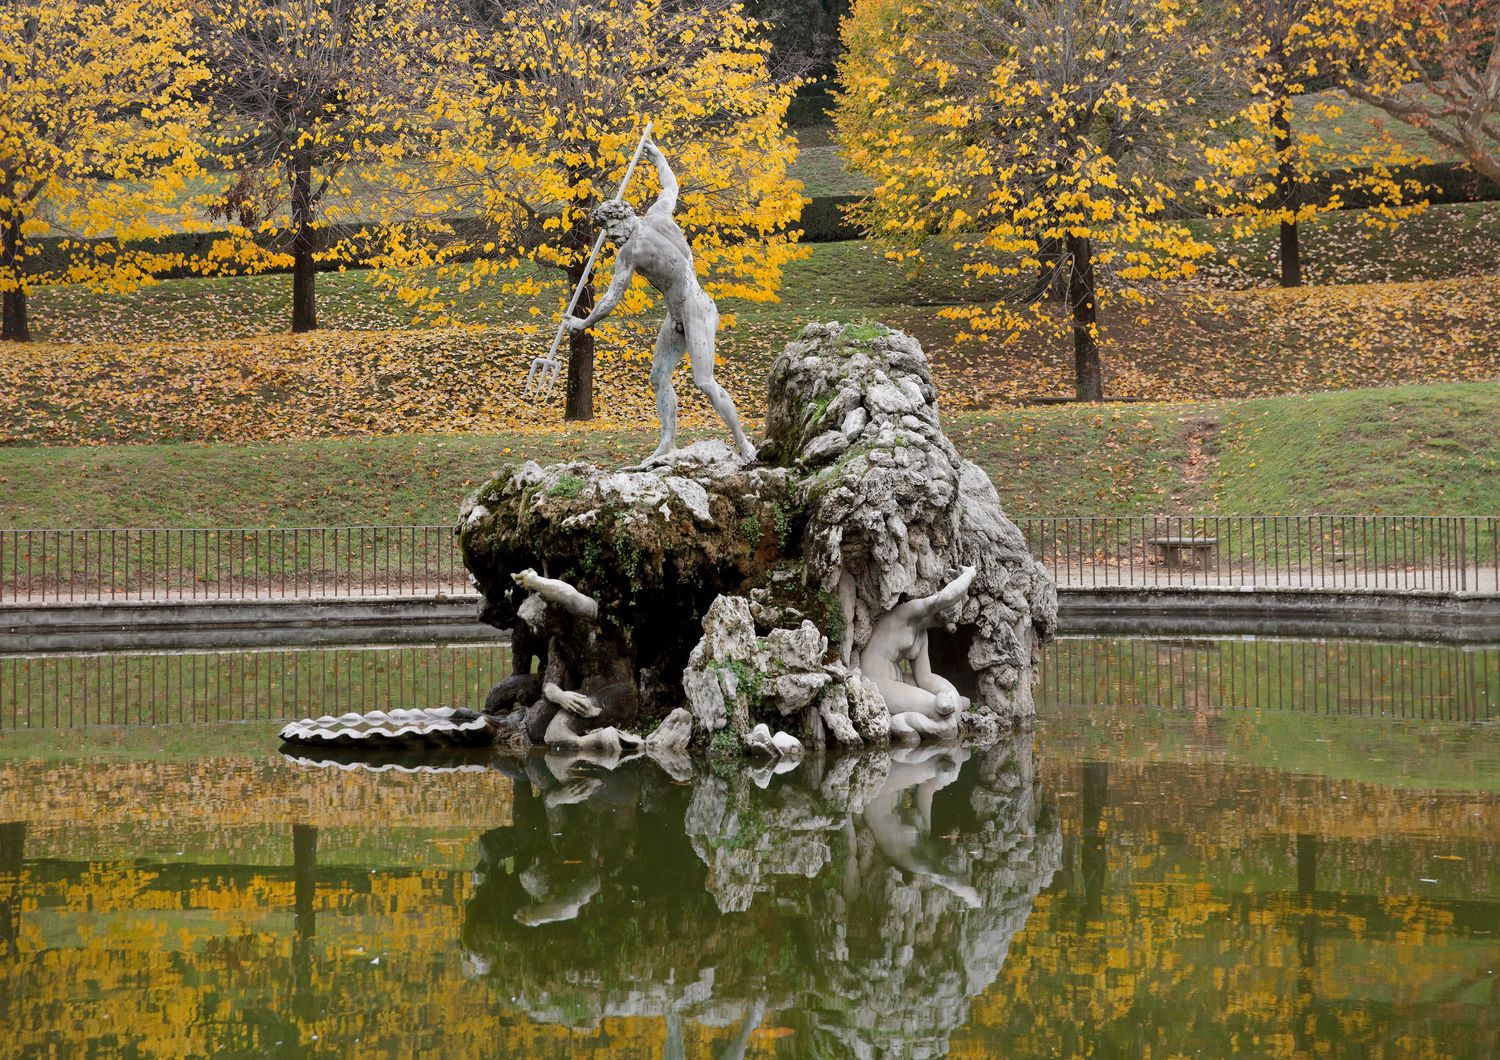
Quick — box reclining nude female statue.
[511,569,643,755]
[563,139,757,464]
[859,566,977,743]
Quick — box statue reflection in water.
[461,736,1060,1057]
[863,746,981,907]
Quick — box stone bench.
[1148,536,1218,569]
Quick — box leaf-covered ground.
[5,200,1500,446]
[4,382,1494,526]
[0,327,771,444]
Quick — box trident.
[523,120,655,403]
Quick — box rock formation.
[759,322,1056,731]
[457,322,1055,753]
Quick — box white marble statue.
[859,566,977,744]
[564,140,757,464]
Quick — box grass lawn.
[3,382,1494,526]
[1208,384,1500,514]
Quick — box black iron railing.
[0,525,469,603]
[1017,514,1500,593]
[0,642,511,728]
[1,515,1497,604]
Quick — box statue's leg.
[879,677,940,718]
[590,725,643,751]
[647,315,686,460]
[887,712,922,745]
[889,709,958,742]
[543,710,584,749]
[684,296,757,460]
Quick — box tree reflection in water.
[462,737,1060,1057]
[3,713,1496,1056]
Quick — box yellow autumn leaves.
[367,0,806,351]
[0,325,766,444]
[0,0,206,305]
[2,0,806,356]
[831,0,1459,388]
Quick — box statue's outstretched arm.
[571,256,636,331]
[512,568,599,619]
[543,682,601,718]
[905,565,977,624]
[645,141,678,217]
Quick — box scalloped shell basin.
[278,707,499,748]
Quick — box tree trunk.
[563,226,596,421]
[1065,232,1103,402]
[290,156,317,333]
[1,213,30,343]
[1272,90,1302,288]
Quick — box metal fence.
[0,525,469,603]
[1,515,1498,605]
[1018,515,1500,593]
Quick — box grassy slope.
[3,382,1494,527]
[1210,383,1500,514]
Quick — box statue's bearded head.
[592,199,638,245]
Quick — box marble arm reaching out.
[644,140,678,217]
[543,682,600,718]
[564,141,675,333]
[894,565,977,627]
[568,255,635,331]
[511,569,599,620]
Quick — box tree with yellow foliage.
[1203,0,1427,288]
[379,0,805,420]
[835,0,1217,401]
[1335,0,1500,183]
[0,0,206,342]
[197,0,465,333]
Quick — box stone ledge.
[1058,585,1500,643]
[7,585,1497,653]
[0,595,494,652]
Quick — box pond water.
[0,637,1497,1056]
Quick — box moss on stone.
[708,728,742,758]
[814,587,845,647]
[772,502,794,550]
[840,321,889,344]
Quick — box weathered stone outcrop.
[457,321,1055,751]
[458,441,802,738]
[761,321,1056,727]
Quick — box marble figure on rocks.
[457,320,1056,757]
[564,140,757,464]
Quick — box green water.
[0,713,1495,1056]
[0,637,1497,1056]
